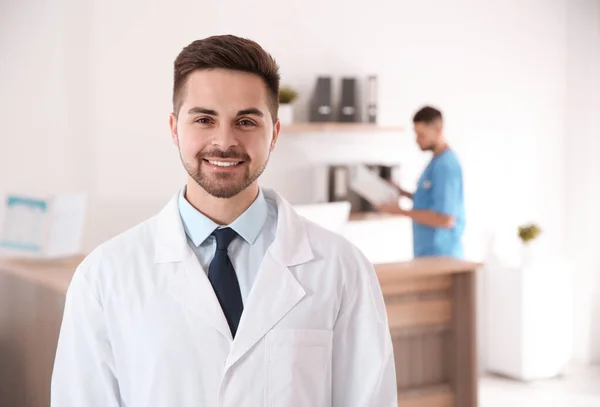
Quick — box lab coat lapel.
[224,253,304,370]
[168,250,233,341]
[225,189,314,371]
[155,194,232,341]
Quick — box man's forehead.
[184,73,268,103]
[187,69,267,91]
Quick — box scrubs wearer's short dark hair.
[172,35,281,122]
[413,106,443,124]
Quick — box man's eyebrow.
[188,107,218,116]
[237,108,264,117]
[187,107,265,118]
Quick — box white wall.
[84,0,568,258]
[1,0,598,363]
[565,0,600,364]
[0,0,88,196]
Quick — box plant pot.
[521,240,537,266]
[278,104,294,125]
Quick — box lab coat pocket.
[265,329,333,407]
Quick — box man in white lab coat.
[51,35,397,407]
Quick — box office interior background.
[1,0,599,405]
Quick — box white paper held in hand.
[348,165,399,206]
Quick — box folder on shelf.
[309,76,333,122]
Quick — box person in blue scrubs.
[377,106,465,258]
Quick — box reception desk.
[0,257,81,407]
[0,255,479,407]
[376,257,480,407]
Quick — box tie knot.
[212,227,238,251]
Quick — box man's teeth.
[208,160,240,167]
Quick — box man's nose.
[211,125,238,150]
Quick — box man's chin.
[196,177,250,199]
[208,190,243,199]
[187,161,265,199]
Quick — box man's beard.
[182,148,269,199]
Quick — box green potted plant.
[518,223,541,265]
[278,86,298,125]
[518,223,541,244]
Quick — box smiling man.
[51,35,397,407]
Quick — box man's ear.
[271,120,281,151]
[169,113,179,146]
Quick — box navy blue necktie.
[208,227,243,338]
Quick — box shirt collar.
[178,187,268,247]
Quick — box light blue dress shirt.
[178,188,277,304]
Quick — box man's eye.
[238,120,256,127]
[195,117,212,124]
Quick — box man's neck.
[433,140,449,156]
[184,180,260,225]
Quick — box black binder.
[338,77,358,122]
[309,77,333,122]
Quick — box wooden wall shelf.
[280,122,404,133]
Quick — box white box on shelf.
[0,192,87,259]
[485,252,573,381]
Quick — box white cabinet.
[485,254,573,381]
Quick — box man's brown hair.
[172,35,281,122]
[413,106,443,124]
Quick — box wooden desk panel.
[0,268,68,407]
[376,257,480,407]
[387,298,452,330]
[376,257,481,280]
[0,257,82,293]
[382,274,453,297]
[398,385,454,407]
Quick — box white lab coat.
[51,188,397,407]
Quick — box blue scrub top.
[412,149,465,258]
